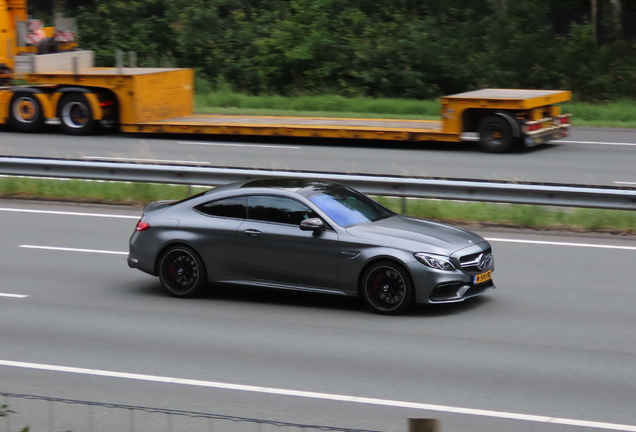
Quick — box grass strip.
[1,177,635,234]
[194,90,636,128]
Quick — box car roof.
[238,178,344,197]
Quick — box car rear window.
[195,196,247,219]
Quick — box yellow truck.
[0,0,571,153]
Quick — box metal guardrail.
[0,156,635,210]
[1,392,386,432]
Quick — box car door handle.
[244,229,262,236]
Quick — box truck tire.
[58,93,97,135]
[478,115,515,153]
[10,93,45,132]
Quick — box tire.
[158,245,208,298]
[58,93,97,135]
[478,115,515,153]
[10,93,45,132]
[360,260,414,315]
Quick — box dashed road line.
[82,156,211,164]
[0,207,138,219]
[178,141,300,149]
[0,293,28,298]
[556,140,636,147]
[19,245,128,255]
[486,238,636,251]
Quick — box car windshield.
[308,187,395,227]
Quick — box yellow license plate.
[542,121,551,128]
[474,270,492,284]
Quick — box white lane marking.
[0,207,138,219]
[0,293,28,298]
[2,209,634,251]
[19,245,127,255]
[556,140,636,147]
[82,156,211,165]
[1,360,635,432]
[178,141,300,149]
[486,238,636,251]
[615,181,636,186]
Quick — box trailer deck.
[121,115,448,141]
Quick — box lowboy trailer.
[0,0,571,153]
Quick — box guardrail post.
[409,418,440,432]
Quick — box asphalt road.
[0,126,635,186]
[1,200,636,432]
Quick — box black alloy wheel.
[158,246,207,298]
[478,115,515,153]
[58,93,97,135]
[361,261,414,315]
[10,93,45,132]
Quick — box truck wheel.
[10,93,45,132]
[478,116,515,153]
[58,93,97,135]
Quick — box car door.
[236,195,339,288]
[187,195,248,281]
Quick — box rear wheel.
[10,93,44,132]
[58,93,97,135]
[361,261,414,315]
[478,115,515,153]
[158,245,208,298]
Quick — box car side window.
[247,195,318,225]
[195,196,247,219]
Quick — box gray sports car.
[128,178,494,314]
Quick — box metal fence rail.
[1,392,385,432]
[0,156,635,210]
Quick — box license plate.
[542,121,552,128]
[474,270,492,284]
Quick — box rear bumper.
[524,127,569,147]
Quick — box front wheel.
[58,93,97,135]
[478,115,515,153]
[158,246,208,298]
[361,261,414,315]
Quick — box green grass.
[375,197,636,233]
[195,92,441,120]
[0,177,208,205]
[194,90,636,128]
[2,176,635,234]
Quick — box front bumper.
[409,263,495,304]
[428,279,495,303]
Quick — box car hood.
[345,215,486,255]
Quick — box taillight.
[560,117,569,125]
[99,100,114,107]
[135,220,151,231]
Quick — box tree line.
[32,0,636,100]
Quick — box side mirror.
[299,218,324,232]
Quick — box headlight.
[414,253,456,271]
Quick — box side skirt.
[218,280,355,297]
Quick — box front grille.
[459,249,493,274]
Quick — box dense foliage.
[38,0,636,100]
